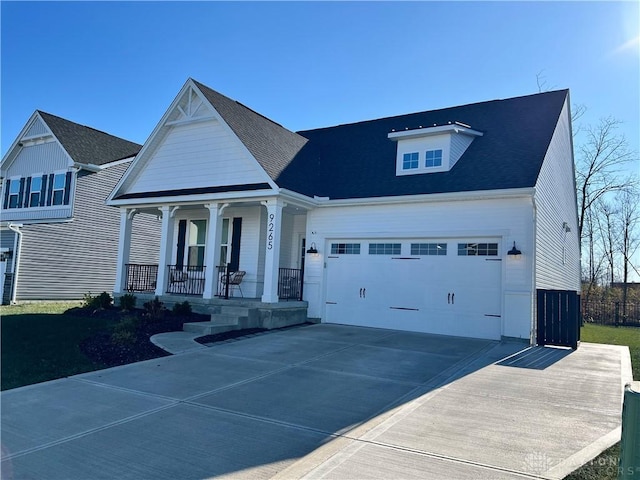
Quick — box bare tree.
[617,186,640,314]
[575,116,634,242]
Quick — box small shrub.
[143,297,165,321]
[83,291,113,310]
[115,315,140,332]
[172,301,192,316]
[119,293,137,311]
[111,330,136,346]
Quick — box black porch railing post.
[299,261,305,301]
[225,263,231,300]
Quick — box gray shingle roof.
[38,111,142,166]
[273,89,569,199]
[192,80,308,181]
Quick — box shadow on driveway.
[0,324,628,480]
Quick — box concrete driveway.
[1,324,631,480]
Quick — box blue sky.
[2,1,638,157]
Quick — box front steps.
[182,305,257,336]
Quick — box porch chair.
[222,270,246,297]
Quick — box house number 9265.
[267,213,275,250]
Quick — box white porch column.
[203,203,222,299]
[155,206,175,297]
[261,199,285,303]
[114,208,134,294]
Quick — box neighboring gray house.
[0,111,161,303]
[107,79,581,345]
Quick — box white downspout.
[8,223,23,304]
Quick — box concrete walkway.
[150,331,207,354]
[1,324,632,479]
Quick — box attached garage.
[325,239,503,340]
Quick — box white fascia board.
[278,188,318,210]
[76,156,135,173]
[314,187,535,208]
[388,124,483,141]
[106,187,279,208]
[0,217,74,227]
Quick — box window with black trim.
[29,176,42,207]
[7,179,20,209]
[369,243,401,255]
[411,243,447,255]
[331,243,361,255]
[52,173,66,206]
[457,243,498,256]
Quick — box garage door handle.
[451,293,455,304]
[362,288,366,298]
[448,293,450,304]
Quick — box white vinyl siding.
[126,119,272,195]
[5,141,69,177]
[24,117,49,138]
[534,98,581,292]
[305,196,535,339]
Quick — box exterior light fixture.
[306,242,318,255]
[507,241,522,258]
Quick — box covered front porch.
[113,195,313,306]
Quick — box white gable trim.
[1,112,75,176]
[108,79,278,204]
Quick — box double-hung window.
[52,173,66,206]
[188,220,207,269]
[29,176,42,207]
[7,179,21,209]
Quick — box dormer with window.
[389,122,483,176]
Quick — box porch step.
[183,321,240,336]
[183,306,258,335]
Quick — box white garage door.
[325,239,502,340]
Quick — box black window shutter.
[39,175,47,206]
[46,174,54,206]
[63,171,72,205]
[230,217,242,271]
[176,220,187,269]
[17,178,25,208]
[3,179,10,209]
[23,177,32,208]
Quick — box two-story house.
[1,111,160,303]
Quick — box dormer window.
[425,149,443,168]
[390,122,483,176]
[403,152,419,170]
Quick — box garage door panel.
[324,238,502,340]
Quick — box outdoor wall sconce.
[306,242,319,255]
[507,241,522,258]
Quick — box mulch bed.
[72,306,208,368]
[74,305,315,369]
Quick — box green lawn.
[564,323,639,480]
[0,302,113,390]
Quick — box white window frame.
[185,219,207,269]
[7,176,21,209]
[51,171,67,206]
[28,173,44,208]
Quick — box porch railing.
[166,265,206,296]
[125,264,158,293]
[278,267,303,301]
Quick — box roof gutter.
[7,223,23,304]
[313,187,536,207]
